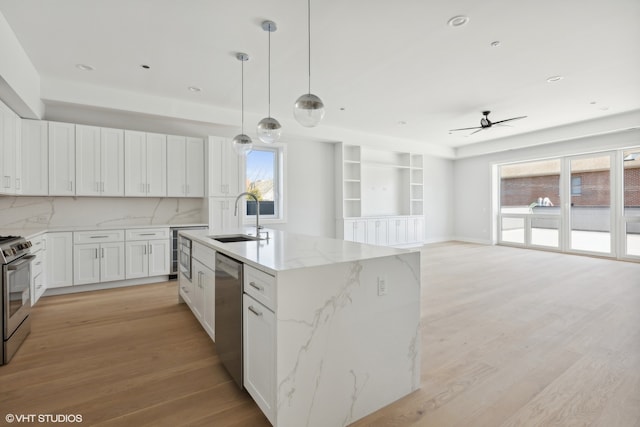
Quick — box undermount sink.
[209,234,262,243]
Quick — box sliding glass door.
[497,149,640,260]
[622,149,640,259]
[567,153,613,255]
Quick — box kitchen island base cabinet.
[243,293,276,425]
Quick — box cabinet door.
[100,128,124,196]
[344,219,367,243]
[166,135,186,196]
[243,294,276,424]
[388,218,408,245]
[49,122,76,195]
[74,243,101,285]
[125,241,148,279]
[75,125,101,196]
[46,232,73,288]
[185,137,204,197]
[191,260,205,320]
[201,263,215,340]
[209,138,240,197]
[148,239,170,276]
[208,198,241,235]
[21,120,49,195]
[124,130,147,196]
[408,218,424,243]
[367,219,388,246]
[146,133,167,196]
[100,242,125,282]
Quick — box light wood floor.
[1,242,639,426]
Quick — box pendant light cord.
[268,27,272,118]
[241,58,245,134]
[307,0,311,94]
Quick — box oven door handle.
[8,255,36,270]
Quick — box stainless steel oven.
[1,236,34,365]
[178,235,192,280]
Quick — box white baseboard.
[43,275,172,297]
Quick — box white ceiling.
[1,0,639,153]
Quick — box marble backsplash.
[0,196,205,229]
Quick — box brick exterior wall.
[501,168,640,207]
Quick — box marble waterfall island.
[181,229,421,427]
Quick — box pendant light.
[293,0,325,127]
[256,20,282,144]
[232,52,252,155]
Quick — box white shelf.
[362,161,411,169]
[344,179,361,183]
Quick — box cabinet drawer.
[192,242,215,266]
[126,227,170,241]
[74,230,124,244]
[244,265,276,311]
[32,254,44,276]
[30,235,45,254]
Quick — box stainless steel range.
[1,235,34,365]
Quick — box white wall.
[424,155,455,242]
[268,139,336,238]
[0,11,43,118]
[453,128,640,243]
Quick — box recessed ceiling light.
[546,75,564,83]
[339,107,346,111]
[590,101,597,105]
[599,106,610,111]
[447,15,469,27]
[75,64,94,71]
[398,121,407,125]
[188,86,202,92]
[141,64,150,69]
[490,41,501,47]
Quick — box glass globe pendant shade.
[256,116,282,144]
[294,93,325,127]
[232,133,253,155]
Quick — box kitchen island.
[179,228,421,427]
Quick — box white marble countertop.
[0,224,208,240]
[181,228,417,275]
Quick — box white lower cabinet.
[46,232,73,288]
[344,219,367,243]
[74,242,125,285]
[243,293,276,425]
[367,218,389,246]
[124,228,170,279]
[29,234,47,305]
[190,242,215,340]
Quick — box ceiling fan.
[449,110,527,135]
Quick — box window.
[571,176,582,195]
[244,144,285,221]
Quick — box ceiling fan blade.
[492,116,527,125]
[469,128,486,135]
[449,126,483,132]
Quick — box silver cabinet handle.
[249,281,264,291]
[181,286,189,294]
[139,233,156,236]
[90,236,109,239]
[101,181,105,192]
[147,183,150,193]
[143,245,147,255]
[15,177,20,190]
[149,243,153,254]
[95,248,99,259]
[101,247,104,258]
[140,183,145,193]
[248,306,263,316]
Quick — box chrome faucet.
[234,192,263,238]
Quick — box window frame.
[242,142,287,224]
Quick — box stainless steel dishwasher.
[215,252,243,388]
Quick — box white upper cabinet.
[76,125,124,196]
[0,101,21,195]
[48,122,76,196]
[21,120,49,195]
[124,131,167,197]
[209,137,240,197]
[167,135,204,197]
